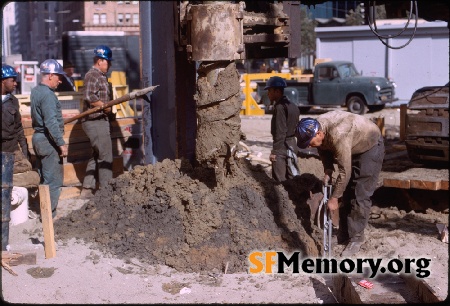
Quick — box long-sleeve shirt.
[82,66,111,121]
[271,96,300,156]
[316,111,381,199]
[2,93,28,154]
[30,83,65,146]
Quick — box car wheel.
[347,96,368,115]
[368,104,385,113]
[299,106,311,114]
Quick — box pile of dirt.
[55,158,324,273]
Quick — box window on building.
[100,13,107,24]
[125,1,131,4]
[125,13,131,23]
[132,13,139,24]
[118,1,123,4]
[118,13,123,24]
[132,1,139,4]
[93,13,99,24]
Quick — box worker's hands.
[327,197,339,211]
[323,169,333,185]
[269,154,277,162]
[59,145,68,158]
[103,104,112,114]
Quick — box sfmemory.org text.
[248,251,431,278]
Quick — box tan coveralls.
[316,111,385,241]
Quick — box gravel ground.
[2,108,448,304]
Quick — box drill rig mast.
[139,1,301,181]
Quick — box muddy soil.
[54,62,325,273]
[55,157,323,273]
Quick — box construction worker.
[265,76,300,183]
[31,59,68,219]
[55,60,76,92]
[295,111,385,256]
[79,45,114,199]
[2,64,32,174]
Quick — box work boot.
[340,232,365,257]
[341,241,363,257]
[79,188,95,199]
[331,228,349,245]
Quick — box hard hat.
[1,64,18,79]
[264,76,287,90]
[295,118,320,149]
[94,45,113,61]
[40,59,66,75]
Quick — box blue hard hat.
[94,45,113,61]
[264,76,287,89]
[40,59,66,75]
[295,118,320,149]
[1,65,18,79]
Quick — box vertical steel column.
[140,1,197,164]
[139,1,155,164]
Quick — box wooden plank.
[38,185,56,259]
[400,270,443,303]
[23,117,139,136]
[383,178,411,189]
[332,274,362,304]
[22,117,138,129]
[25,129,133,147]
[383,168,448,190]
[2,251,37,266]
[333,273,422,304]
[60,187,82,200]
[400,104,407,141]
[410,179,441,191]
[63,156,124,186]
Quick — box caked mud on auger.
[194,61,244,182]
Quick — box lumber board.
[401,273,442,303]
[60,187,82,200]
[382,168,449,190]
[38,185,56,259]
[2,251,37,266]
[63,156,124,186]
[333,273,422,303]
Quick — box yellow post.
[240,72,292,116]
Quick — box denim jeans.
[340,136,385,240]
[32,133,63,217]
[81,119,113,189]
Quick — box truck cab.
[255,60,397,115]
[313,61,396,114]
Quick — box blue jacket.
[30,83,65,146]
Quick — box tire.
[368,104,385,113]
[347,96,368,115]
[299,106,311,114]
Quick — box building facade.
[315,20,449,100]
[3,1,139,64]
[83,1,139,34]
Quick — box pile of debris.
[55,158,323,273]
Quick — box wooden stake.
[400,104,407,141]
[1,259,18,276]
[2,251,37,266]
[38,185,56,259]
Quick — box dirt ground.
[2,108,448,304]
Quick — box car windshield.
[337,63,359,78]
